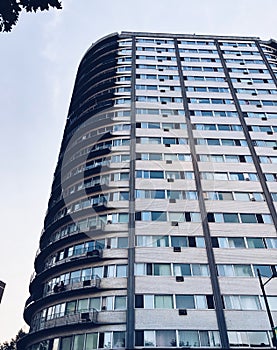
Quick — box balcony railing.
[44,275,101,297]
[43,248,103,272]
[30,309,98,333]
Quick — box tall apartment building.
[20,32,277,350]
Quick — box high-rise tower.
[20,32,277,350]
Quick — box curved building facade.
[20,32,277,350]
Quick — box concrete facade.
[20,32,277,350]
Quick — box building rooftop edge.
[120,31,261,41]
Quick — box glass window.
[246,238,265,248]
[150,170,164,179]
[113,332,125,348]
[176,295,195,309]
[156,330,176,347]
[118,237,128,248]
[224,295,240,309]
[253,265,272,278]
[116,265,127,277]
[223,213,239,223]
[174,264,191,276]
[266,238,277,248]
[234,265,252,277]
[217,265,234,276]
[77,298,89,312]
[65,301,76,315]
[154,295,173,309]
[114,296,127,310]
[144,295,154,309]
[268,296,277,310]
[195,295,207,309]
[240,296,261,310]
[144,331,155,346]
[82,268,92,281]
[192,264,209,276]
[228,238,245,248]
[171,236,188,247]
[240,214,257,223]
[154,264,171,276]
[262,214,272,224]
[90,297,101,311]
[85,334,98,350]
[234,192,249,201]
[199,331,210,347]
[218,238,228,248]
[178,331,199,347]
[104,333,112,349]
[60,337,72,350]
[196,237,205,248]
[73,335,85,350]
[135,263,145,276]
[70,270,81,283]
[151,211,167,221]
[169,212,185,222]
[248,332,269,347]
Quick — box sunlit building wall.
[19,32,277,350]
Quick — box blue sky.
[0,0,277,342]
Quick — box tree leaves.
[0,329,26,350]
[0,0,21,32]
[0,0,62,32]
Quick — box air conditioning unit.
[83,280,91,287]
[178,309,187,315]
[171,221,179,226]
[81,312,91,322]
[173,246,181,252]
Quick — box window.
[144,331,155,347]
[228,331,269,347]
[178,331,199,347]
[173,264,191,276]
[154,264,171,276]
[114,296,127,310]
[218,264,253,277]
[171,236,188,247]
[246,238,265,248]
[240,214,257,223]
[89,298,101,311]
[85,334,98,350]
[176,295,195,308]
[224,295,261,310]
[60,337,72,350]
[113,332,125,348]
[223,213,239,223]
[154,295,173,309]
[73,335,85,350]
[253,265,273,278]
[156,330,176,347]
[265,238,277,248]
[116,265,127,277]
[77,298,89,312]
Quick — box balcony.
[30,309,98,333]
[44,275,101,297]
[43,248,103,272]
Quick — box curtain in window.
[156,330,176,347]
[85,334,98,350]
[154,295,173,309]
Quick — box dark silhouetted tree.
[0,329,26,350]
[0,0,62,32]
